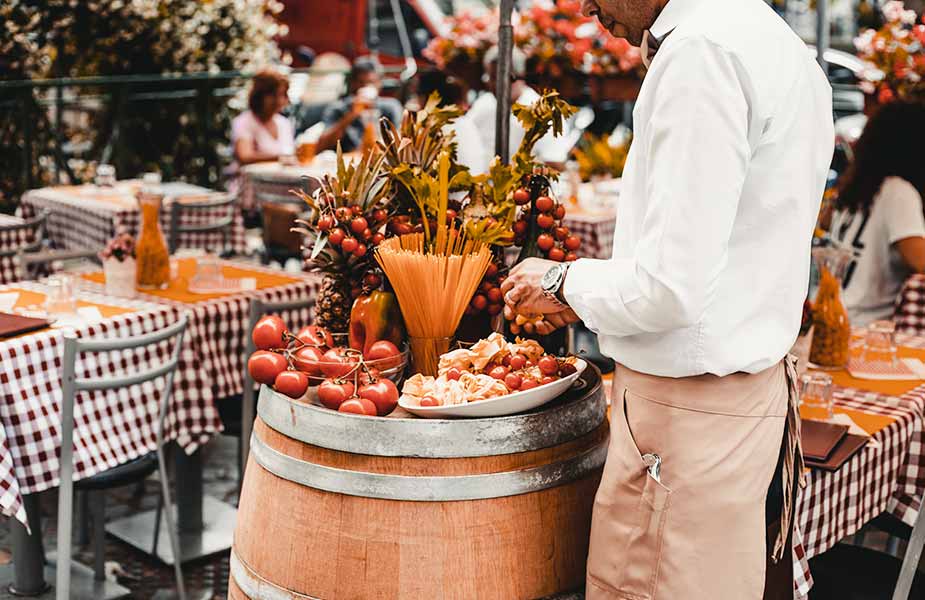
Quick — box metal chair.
[15,248,101,281]
[56,317,189,600]
[0,211,48,258]
[167,194,237,256]
[808,505,925,599]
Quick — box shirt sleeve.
[564,36,752,337]
[230,113,255,144]
[879,177,925,244]
[321,101,347,126]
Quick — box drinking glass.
[44,274,77,316]
[95,163,116,187]
[800,372,834,421]
[862,320,898,367]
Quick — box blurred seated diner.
[230,69,295,173]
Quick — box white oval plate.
[399,359,587,419]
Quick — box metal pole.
[495,0,515,163]
[816,0,829,73]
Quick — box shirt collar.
[649,0,700,42]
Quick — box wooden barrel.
[230,367,608,600]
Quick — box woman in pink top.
[229,70,295,188]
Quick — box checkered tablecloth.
[894,274,925,336]
[239,161,327,212]
[793,382,925,598]
[0,214,36,285]
[20,183,247,255]
[564,212,616,260]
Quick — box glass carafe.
[809,247,854,368]
[135,192,170,289]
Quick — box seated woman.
[230,69,295,173]
[830,100,925,326]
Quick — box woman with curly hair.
[230,69,294,169]
[831,101,925,325]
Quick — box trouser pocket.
[587,389,671,600]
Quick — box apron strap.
[773,355,806,563]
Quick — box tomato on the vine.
[320,348,359,378]
[358,379,399,416]
[350,217,368,234]
[338,397,378,416]
[274,370,309,399]
[513,188,530,205]
[535,196,554,213]
[329,228,345,246]
[252,315,287,350]
[548,247,566,262]
[317,379,355,410]
[292,346,325,376]
[341,237,359,253]
[536,214,555,229]
[295,325,334,349]
[248,351,288,385]
[537,234,554,252]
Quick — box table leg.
[9,493,49,596]
[174,446,202,532]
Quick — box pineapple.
[314,275,352,333]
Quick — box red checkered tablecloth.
[563,212,616,260]
[793,382,925,598]
[20,183,247,255]
[0,214,36,285]
[239,161,327,212]
[895,274,925,336]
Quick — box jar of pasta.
[809,247,853,368]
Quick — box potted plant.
[100,232,137,297]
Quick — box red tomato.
[371,232,385,245]
[365,340,403,370]
[350,217,368,234]
[361,228,372,240]
[520,379,540,391]
[338,397,378,416]
[470,294,488,311]
[357,368,381,386]
[351,205,363,216]
[274,370,309,399]
[487,287,503,303]
[554,204,566,220]
[489,365,510,380]
[513,188,530,205]
[559,362,578,377]
[540,375,558,386]
[372,208,388,224]
[252,315,287,350]
[358,378,400,416]
[535,195,554,213]
[565,252,578,262]
[352,243,367,257]
[335,207,352,221]
[420,395,441,407]
[485,262,499,278]
[248,351,288,385]
[513,220,528,235]
[536,214,555,229]
[317,215,333,231]
[341,237,358,253]
[292,346,325,376]
[504,373,522,391]
[508,354,527,371]
[538,355,560,376]
[537,234,554,251]
[487,303,503,315]
[446,208,458,224]
[329,228,345,246]
[317,379,355,410]
[564,235,581,251]
[320,348,359,378]
[446,367,463,381]
[501,354,512,367]
[295,325,334,349]
[548,247,566,262]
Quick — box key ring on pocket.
[643,453,662,482]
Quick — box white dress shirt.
[564,0,834,377]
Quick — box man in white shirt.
[501,0,833,597]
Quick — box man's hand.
[503,304,580,335]
[500,257,566,315]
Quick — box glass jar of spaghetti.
[809,247,853,368]
[135,192,170,289]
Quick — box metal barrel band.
[256,370,605,458]
[231,549,319,600]
[249,431,609,502]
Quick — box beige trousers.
[586,362,791,600]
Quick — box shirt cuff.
[562,258,609,333]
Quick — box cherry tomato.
[357,367,381,386]
[487,303,503,315]
[470,294,488,311]
[501,354,512,367]
[420,395,441,407]
[513,220,528,235]
[480,280,493,293]
[274,370,309,399]
[352,205,363,216]
[513,188,530,205]
[554,204,566,220]
[352,243,367,257]
[535,195,554,213]
[317,379,355,410]
[361,228,372,240]
[341,237,358,253]
[358,378,400,416]
[252,315,287,350]
[540,375,558,386]
[446,367,463,381]
[565,252,579,262]
[537,234,554,252]
[363,272,382,288]
[538,355,559,376]
[564,235,581,251]
[329,228,345,246]
[365,340,403,370]
[485,262,499,278]
[350,217,368,234]
[371,232,385,245]
[295,325,334,349]
[520,379,540,391]
[320,348,359,379]
[489,365,510,380]
[372,209,388,224]
[548,247,566,262]
[536,214,555,229]
[446,209,458,224]
[554,226,569,241]
[292,346,325,376]
[338,396,378,416]
[504,373,522,391]
[508,354,527,371]
[395,223,413,235]
[248,351,288,385]
[317,215,334,231]
[559,362,578,377]
[335,207,352,221]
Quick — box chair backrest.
[14,248,101,282]
[240,297,314,471]
[0,211,48,259]
[893,494,925,600]
[57,315,188,600]
[168,193,237,254]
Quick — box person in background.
[831,101,925,325]
[316,57,403,153]
[231,69,295,169]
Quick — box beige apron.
[586,358,804,600]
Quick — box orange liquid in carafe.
[135,195,170,289]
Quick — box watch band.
[554,263,571,305]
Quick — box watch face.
[542,265,561,291]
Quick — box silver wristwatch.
[541,263,571,307]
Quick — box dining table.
[0,257,322,596]
[0,213,38,285]
[20,181,247,255]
